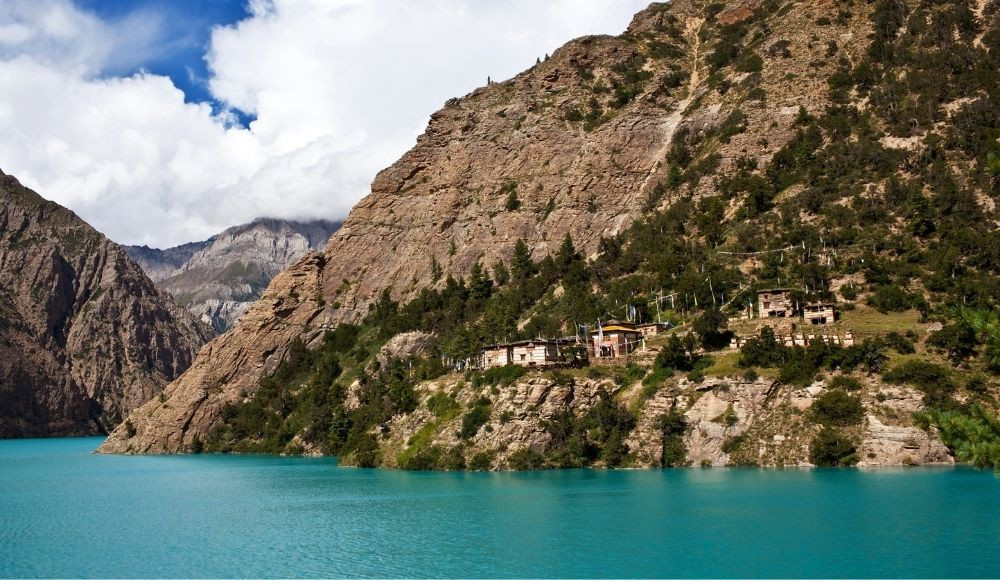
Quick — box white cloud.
[0,0,648,247]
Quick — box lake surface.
[2,438,999,578]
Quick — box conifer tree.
[511,239,534,280]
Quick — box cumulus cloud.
[0,0,648,247]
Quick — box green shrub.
[655,334,696,371]
[739,327,786,368]
[811,389,864,426]
[459,403,491,439]
[867,285,915,312]
[713,405,739,427]
[426,392,459,418]
[883,332,915,354]
[927,322,978,363]
[809,427,859,466]
[399,444,445,470]
[507,448,546,470]
[659,409,688,467]
[883,360,955,408]
[721,434,746,454]
[828,375,863,391]
[351,433,380,468]
[469,452,493,471]
[477,365,526,387]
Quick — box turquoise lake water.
[2,438,999,578]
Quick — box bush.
[809,427,859,466]
[867,285,915,312]
[883,360,955,408]
[721,434,745,454]
[655,334,695,371]
[351,433,380,468]
[828,375,862,391]
[477,365,526,387]
[693,308,733,350]
[469,452,493,471]
[659,409,688,467]
[507,448,546,470]
[883,332,915,354]
[713,404,739,426]
[459,403,491,439]
[739,327,786,368]
[426,392,459,418]
[811,389,864,426]
[927,322,978,363]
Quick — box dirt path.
[638,17,706,199]
[974,0,989,48]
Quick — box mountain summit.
[124,219,340,332]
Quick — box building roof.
[591,324,641,334]
[757,287,794,294]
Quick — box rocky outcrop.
[0,171,213,437]
[364,370,954,470]
[376,331,435,367]
[124,219,340,331]
[380,376,612,469]
[98,253,330,453]
[103,0,879,454]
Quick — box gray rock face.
[124,218,340,332]
[0,171,214,437]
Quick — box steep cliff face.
[124,219,339,331]
[103,0,1000,455]
[0,172,214,437]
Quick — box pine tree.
[556,233,579,271]
[511,239,534,280]
[430,255,443,282]
[492,260,510,286]
[468,261,493,302]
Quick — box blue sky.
[77,0,252,120]
[0,0,649,247]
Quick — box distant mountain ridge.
[124,218,340,332]
[0,170,214,437]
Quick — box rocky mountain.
[0,171,214,437]
[124,219,340,332]
[103,0,1000,463]
[123,240,211,282]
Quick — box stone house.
[803,302,836,325]
[591,322,644,358]
[637,322,670,337]
[757,288,794,318]
[480,339,572,369]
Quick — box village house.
[757,288,794,318]
[803,302,836,325]
[637,322,670,338]
[591,322,644,358]
[479,339,575,369]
